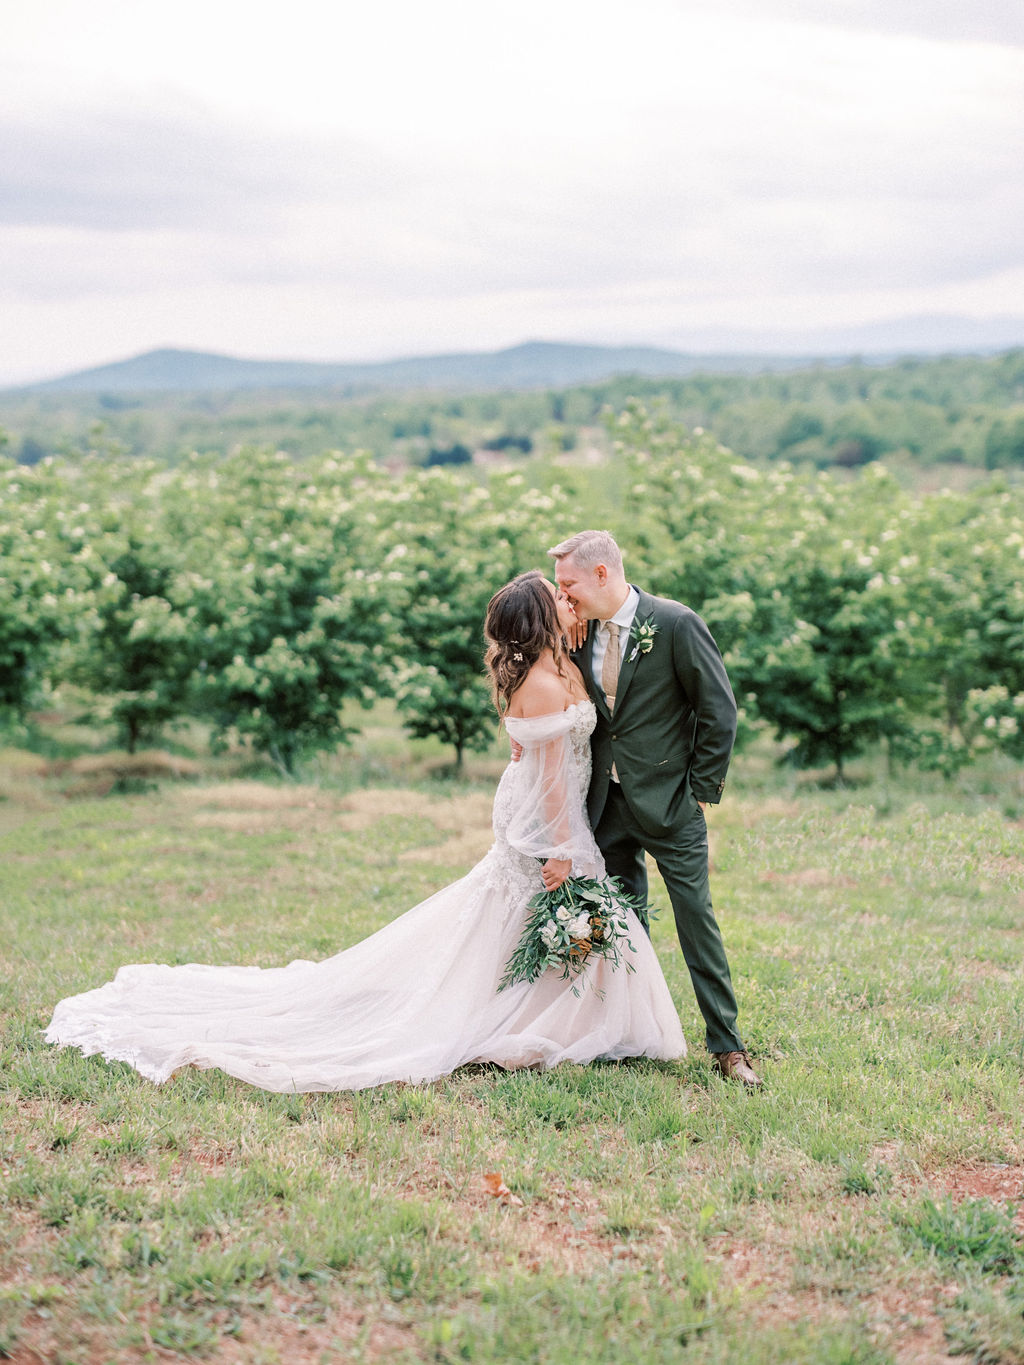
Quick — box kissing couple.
[47,530,761,1091]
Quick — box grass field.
[1,711,1023,1364]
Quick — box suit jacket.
[577,587,737,838]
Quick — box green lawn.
[1,726,1022,1364]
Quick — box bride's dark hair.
[484,570,568,714]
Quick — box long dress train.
[45,701,685,1092]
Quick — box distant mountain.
[18,323,1024,396]
[24,341,827,395]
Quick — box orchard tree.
[64,526,197,752]
[892,482,1024,768]
[609,405,928,777]
[727,469,933,779]
[962,687,1024,761]
[732,561,914,780]
[24,456,202,753]
[0,462,66,722]
[181,449,397,773]
[383,466,570,769]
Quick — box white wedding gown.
[46,701,685,1092]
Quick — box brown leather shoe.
[711,1050,763,1087]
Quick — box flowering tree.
[65,530,197,752]
[6,409,1024,786]
[0,461,66,722]
[611,407,927,779]
[888,482,1024,770]
[180,450,397,774]
[383,468,570,769]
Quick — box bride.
[46,571,685,1092]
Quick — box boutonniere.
[627,614,659,662]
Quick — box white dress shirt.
[590,586,640,693]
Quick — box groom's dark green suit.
[576,587,744,1054]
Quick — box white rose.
[555,906,573,924]
[539,919,560,947]
[566,912,591,939]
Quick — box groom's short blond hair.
[547,530,623,573]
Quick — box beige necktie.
[601,621,621,712]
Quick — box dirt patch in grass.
[193,807,332,834]
[867,1285,962,1365]
[957,958,1017,983]
[1,1287,420,1365]
[0,784,54,817]
[925,1161,1024,1227]
[868,1142,1024,1215]
[760,867,858,889]
[733,798,804,826]
[47,751,203,799]
[2,1333,62,1365]
[178,781,330,811]
[399,830,493,867]
[214,1293,421,1363]
[711,1219,959,1365]
[369,1135,669,1280]
[341,789,496,864]
[337,789,491,836]
[0,751,60,815]
[179,785,495,853]
[171,781,496,862]
[0,749,51,779]
[981,853,1024,882]
[57,751,203,781]
[456,1175,665,1277]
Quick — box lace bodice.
[566,699,596,793]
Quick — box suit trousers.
[594,782,743,1054]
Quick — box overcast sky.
[2,0,1022,384]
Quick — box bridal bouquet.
[498,875,652,996]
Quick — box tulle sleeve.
[502,710,604,879]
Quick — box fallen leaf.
[483,1171,524,1206]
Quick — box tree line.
[1,410,1022,778]
[3,349,1023,472]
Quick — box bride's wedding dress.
[46,700,685,1092]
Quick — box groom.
[549,530,761,1087]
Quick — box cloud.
[0,0,1022,381]
[734,0,1024,46]
[0,94,410,234]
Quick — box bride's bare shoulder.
[506,665,573,719]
